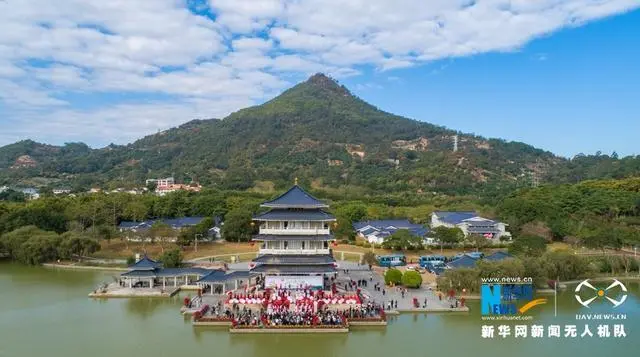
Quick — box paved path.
[200,260,467,313]
[334,265,461,311]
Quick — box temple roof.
[446,255,478,269]
[250,264,337,274]
[196,270,251,283]
[252,234,334,241]
[253,209,335,221]
[128,256,162,270]
[260,185,328,208]
[252,254,336,265]
[484,251,513,261]
[121,270,157,277]
[155,267,213,277]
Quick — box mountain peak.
[303,73,350,96]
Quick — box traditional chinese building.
[250,183,337,289]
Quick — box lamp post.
[195,233,203,252]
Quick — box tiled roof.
[128,256,162,270]
[253,209,335,221]
[484,251,513,261]
[250,264,337,274]
[155,267,213,277]
[252,234,334,241]
[433,211,478,225]
[446,255,478,269]
[252,254,336,265]
[121,270,157,277]
[353,219,423,231]
[118,216,209,229]
[467,227,500,234]
[353,219,429,239]
[260,185,328,208]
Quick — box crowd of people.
[225,288,362,308]
[339,302,385,319]
[232,305,346,327]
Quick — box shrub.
[384,268,403,286]
[126,256,136,265]
[402,270,423,288]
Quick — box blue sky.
[0,0,638,158]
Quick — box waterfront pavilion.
[196,270,252,294]
[120,256,215,289]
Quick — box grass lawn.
[94,239,511,263]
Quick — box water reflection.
[123,297,178,319]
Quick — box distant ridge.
[1,73,638,193]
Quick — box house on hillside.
[21,188,40,200]
[353,219,432,245]
[145,177,175,187]
[118,216,220,242]
[431,211,511,241]
[155,183,202,196]
[53,188,71,195]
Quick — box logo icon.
[481,283,547,315]
[574,279,627,308]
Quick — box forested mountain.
[0,73,638,195]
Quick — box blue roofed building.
[446,255,479,269]
[484,251,513,261]
[353,219,432,245]
[118,216,221,242]
[251,183,337,289]
[118,255,248,294]
[431,211,511,242]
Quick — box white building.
[352,219,432,245]
[21,188,40,200]
[431,211,511,241]
[52,188,71,195]
[146,177,175,187]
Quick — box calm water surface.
[0,262,637,357]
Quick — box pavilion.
[120,256,214,289]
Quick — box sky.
[0,0,638,158]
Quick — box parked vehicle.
[419,255,446,268]
[377,254,407,267]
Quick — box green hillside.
[0,73,638,194]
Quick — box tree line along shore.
[1,177,639,284]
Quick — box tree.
[509,235,547,257]
[159,248,183,268]
[96,224,116,243]
[148,222,175,252]
[467,234,490,252]
[146,181,157,193]
[335,203,367,223]
[382,229,423,250]
[222,207,254,242]
[432,226,464,252]
[362,251,377,267]
[402,270,423,288]
[333,217,355,241]
[384,268,403,286]
[436,268,480,293]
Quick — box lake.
[0,262,637,357]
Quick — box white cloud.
[0,0,638,147]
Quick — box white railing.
[259,228,330,235]
[259,248,330,255]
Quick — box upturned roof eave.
[259,203,329,208]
